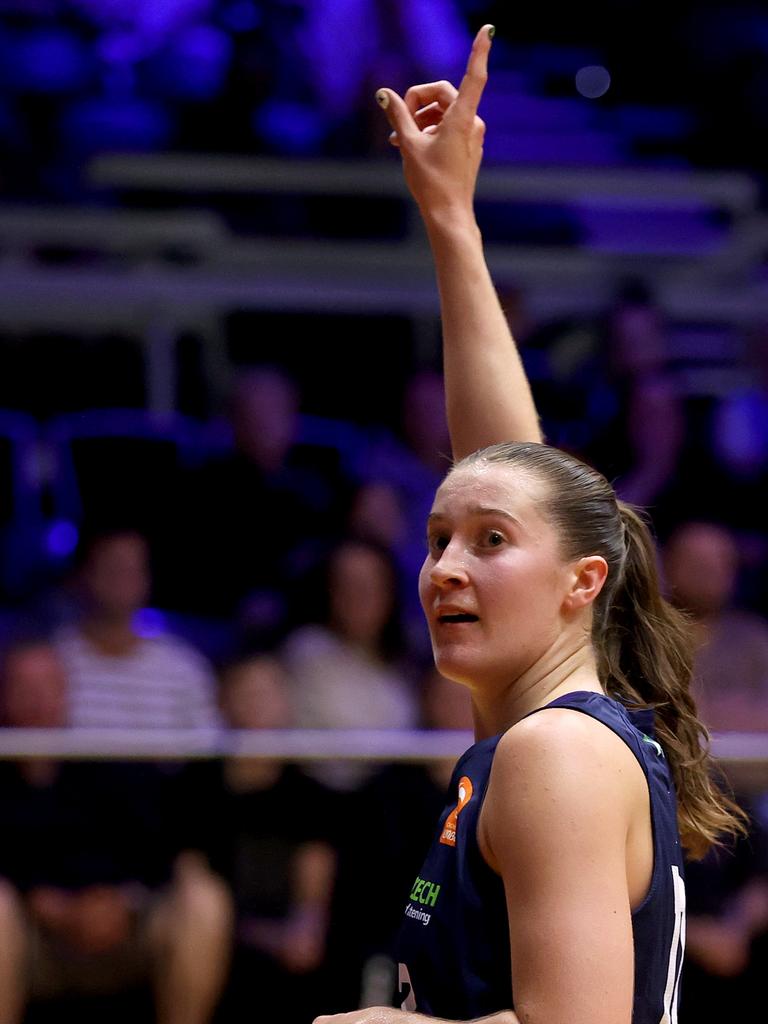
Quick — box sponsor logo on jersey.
[440,774,474,846]
[409,875,442,907]
[405,875,442,927]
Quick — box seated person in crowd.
[172,365,351,635]
[662,523,768,1016]
[0,639,232,1024]
[519,281,683,518]
[282,538,418,791]
[354,371,453,654]
[680,804,768,1023]
[55,527,220,730]
[662,520,768,732]
[180,653,336,1024]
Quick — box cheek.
[418,558,433,612]
[490,552,563,616]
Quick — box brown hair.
[455,441,746,858]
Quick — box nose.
[429,546,469,589]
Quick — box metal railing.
[0,727,765,767]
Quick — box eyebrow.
[427,506,522,525]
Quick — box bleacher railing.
[0,727,765,767]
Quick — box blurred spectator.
[661,511,768,1017]
[181,653,336,1023]
[705,326,768,548]
[524,282,685,532]
[54,528,220,729]
[577,284,684,513]
[356,369,453,655]
[663,521,768,732]
[681,803,768,1023]
[283,538,418,790]
[713,328,768,481]
[0,638,232,1024]
[347,480,408,555]
[706,326,768,610]
[173,365,350,636]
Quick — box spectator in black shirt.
[171,366,350,638]
[181,653,337,1023]
[0,639,233,1024]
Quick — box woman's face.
[220,658,293,730]
[329,543,395,647]
[84,533,151,618]
[419,462,575,690]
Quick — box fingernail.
[375,89,389,109]
[488,25,496,39]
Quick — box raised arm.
[376,26,542,460]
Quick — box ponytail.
[600,503,747,859]
[456,442,748,858]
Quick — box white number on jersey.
[398,962,417,1012]
[659,865,686,1024]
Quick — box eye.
[427,533,449,553]
[485,530,505,547]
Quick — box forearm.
[315,1010,518,1024]
[410,1012,518,1024]
[424,209,542,460]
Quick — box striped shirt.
[55,625,221,731]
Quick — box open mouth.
[438,613,479,624]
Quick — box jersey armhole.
[539,703,663,917]
[476,703,663,913]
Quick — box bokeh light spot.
[575,65,611,99]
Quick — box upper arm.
[480,711,636,1024]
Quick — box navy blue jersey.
[396,691,686,1022]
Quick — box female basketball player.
[315,25,745,1024]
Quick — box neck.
[333,623,382,659]
[82,616,138,656]
[470,636,602,740]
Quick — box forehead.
[431,462,547,521]
[333,543,388,577]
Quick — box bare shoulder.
[480,707,646,871]
[494,705,644,781]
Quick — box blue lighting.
[60,96,172,153]
[221,0,261,33]
[134,607,168,639]
[253,99,327,156]
[46,520,79,560]
[144,25,233,101]
[7,28,92,94]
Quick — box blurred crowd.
[1,1,768,1022]
[1,0,768,200]
[0,282,766,1022]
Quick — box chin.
[431,649,478,688]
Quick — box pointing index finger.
[454,24,494,123]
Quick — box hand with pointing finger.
[375,25,494,227]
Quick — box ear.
[562,555,609,614]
